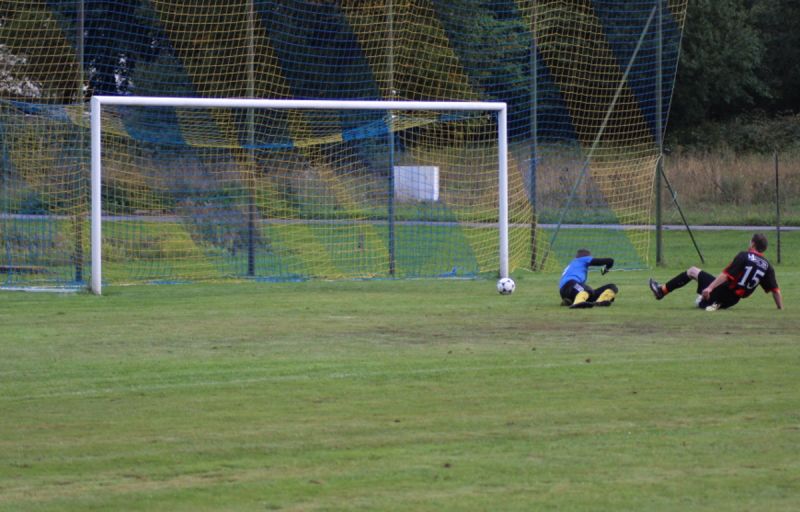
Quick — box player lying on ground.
[559,249,617,309]
[649,233,783,311]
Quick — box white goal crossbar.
[90,96,509,295]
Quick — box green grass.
[1,231,799,511]
[661,202,800,227]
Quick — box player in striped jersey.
[649,233,783,311]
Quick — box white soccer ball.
[497,277,516,295]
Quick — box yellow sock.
[573,291,590,305]
[597,289,616,303]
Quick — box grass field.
[2,231,799,511]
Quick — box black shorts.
[559,280,618,305]
[695,270,740,309]
[560,280,593,305]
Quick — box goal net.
[1,1,689,291]
[88,97,514,293]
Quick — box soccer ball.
[496,277,515,295]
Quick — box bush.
[668,112,800,154]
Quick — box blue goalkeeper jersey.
[559,256,594,289]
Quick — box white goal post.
[90,96,509,295]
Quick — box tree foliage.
[666,0,800,150]
[0,44,40,98]
[669,0,768,130]
[750,0,800,113]
[1,0,798,147]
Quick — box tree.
[750,0,800,114]
[0,44,41,98]
[84,0,161,96]
[669,0,767,129]
[433,0,530,137]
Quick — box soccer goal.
[89,96,509,295]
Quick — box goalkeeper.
[559,249,618,309]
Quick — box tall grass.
[661,149,800,225]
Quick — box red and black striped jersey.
[723,250,779,299]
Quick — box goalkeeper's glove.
[601,266,609,275]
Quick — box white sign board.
[393,166,439,202]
